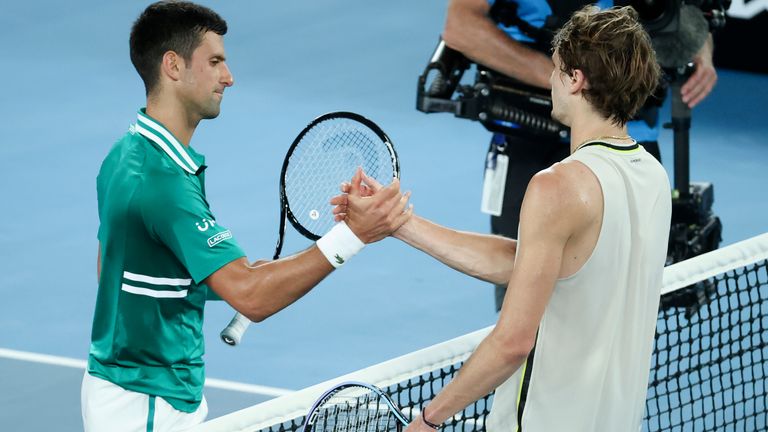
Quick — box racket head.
[280,112,400,241]
[302,381,408,432]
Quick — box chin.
[201,107,221,120]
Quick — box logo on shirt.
[196,218,217,232]
[208,230,233,248]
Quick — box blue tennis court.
[1,1,766,430]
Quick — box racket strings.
[285,118,396,238]
[313,392,401,432]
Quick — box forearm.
[209,247,334,322]
[393,215,516,285]
[443,0,553,88]
[424,329,528,425]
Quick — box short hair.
[129,1,227,95]
[552,6,661,126]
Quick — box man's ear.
[160,51,183,82]
[569,69,588,94]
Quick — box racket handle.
[220,312,251,346]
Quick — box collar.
[134,109,205,175]
[577,139,639,153]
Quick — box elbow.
[442,2,486,53]
[242,308,270,323]
[236,274,279,323]
[482,242,517,285]
[235,296,271,323]
[491,328,535,365]
[442,3,469,52]
[442,16,464,52]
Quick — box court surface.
[1,1,766,430]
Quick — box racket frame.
[281,111,400,241]
[302,381,409,432]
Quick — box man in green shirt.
[82,2,411,431]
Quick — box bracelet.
[421,406,441,430]
[316,221,365,268]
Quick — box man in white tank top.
[335,5,671,432]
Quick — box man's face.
[549,51,570,126]
[179,31,234,120]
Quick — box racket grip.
[220,312,251,346]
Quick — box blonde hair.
[552,6,661,125]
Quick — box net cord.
[661,232,768,294]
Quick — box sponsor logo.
[334,254,345,265]
[196,218,217,232]
[208,230,233,247]
[728,0,768,19]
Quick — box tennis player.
[82,2,411,431]
[336,6,671,431]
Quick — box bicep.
[204,257,251,308]
[496,174,575,338]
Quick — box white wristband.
[316,221,365,268]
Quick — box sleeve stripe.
[121,284,189,299]
[123,271,192,287]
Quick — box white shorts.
[81,371,208,432]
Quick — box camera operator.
[441,0,717,311]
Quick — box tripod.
[666,63,722,265]
[661,63,723,314]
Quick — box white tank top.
[487,142,672,432]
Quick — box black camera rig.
[416,39,570,141]
[415,0,729,138]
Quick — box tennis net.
[193,233,768,432]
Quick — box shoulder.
[522,159,601,231]
[142,170,201,208]
[526,160,598,206]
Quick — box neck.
[145,95,199,147]
[568,118,629,154]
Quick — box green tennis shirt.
[88,109,246,412]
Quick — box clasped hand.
[329,168,413,243]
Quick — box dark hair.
[552,6,661,126]
[129,1,227,95]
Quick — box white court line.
[0,348,294,397]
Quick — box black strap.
[421,406,441,430]
[516,343,537,430]
[580,141,640,151]
[489,0,555,52]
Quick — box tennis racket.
[302,381,410,432]
[220,112,400,346]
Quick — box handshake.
[328,167,414,246]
